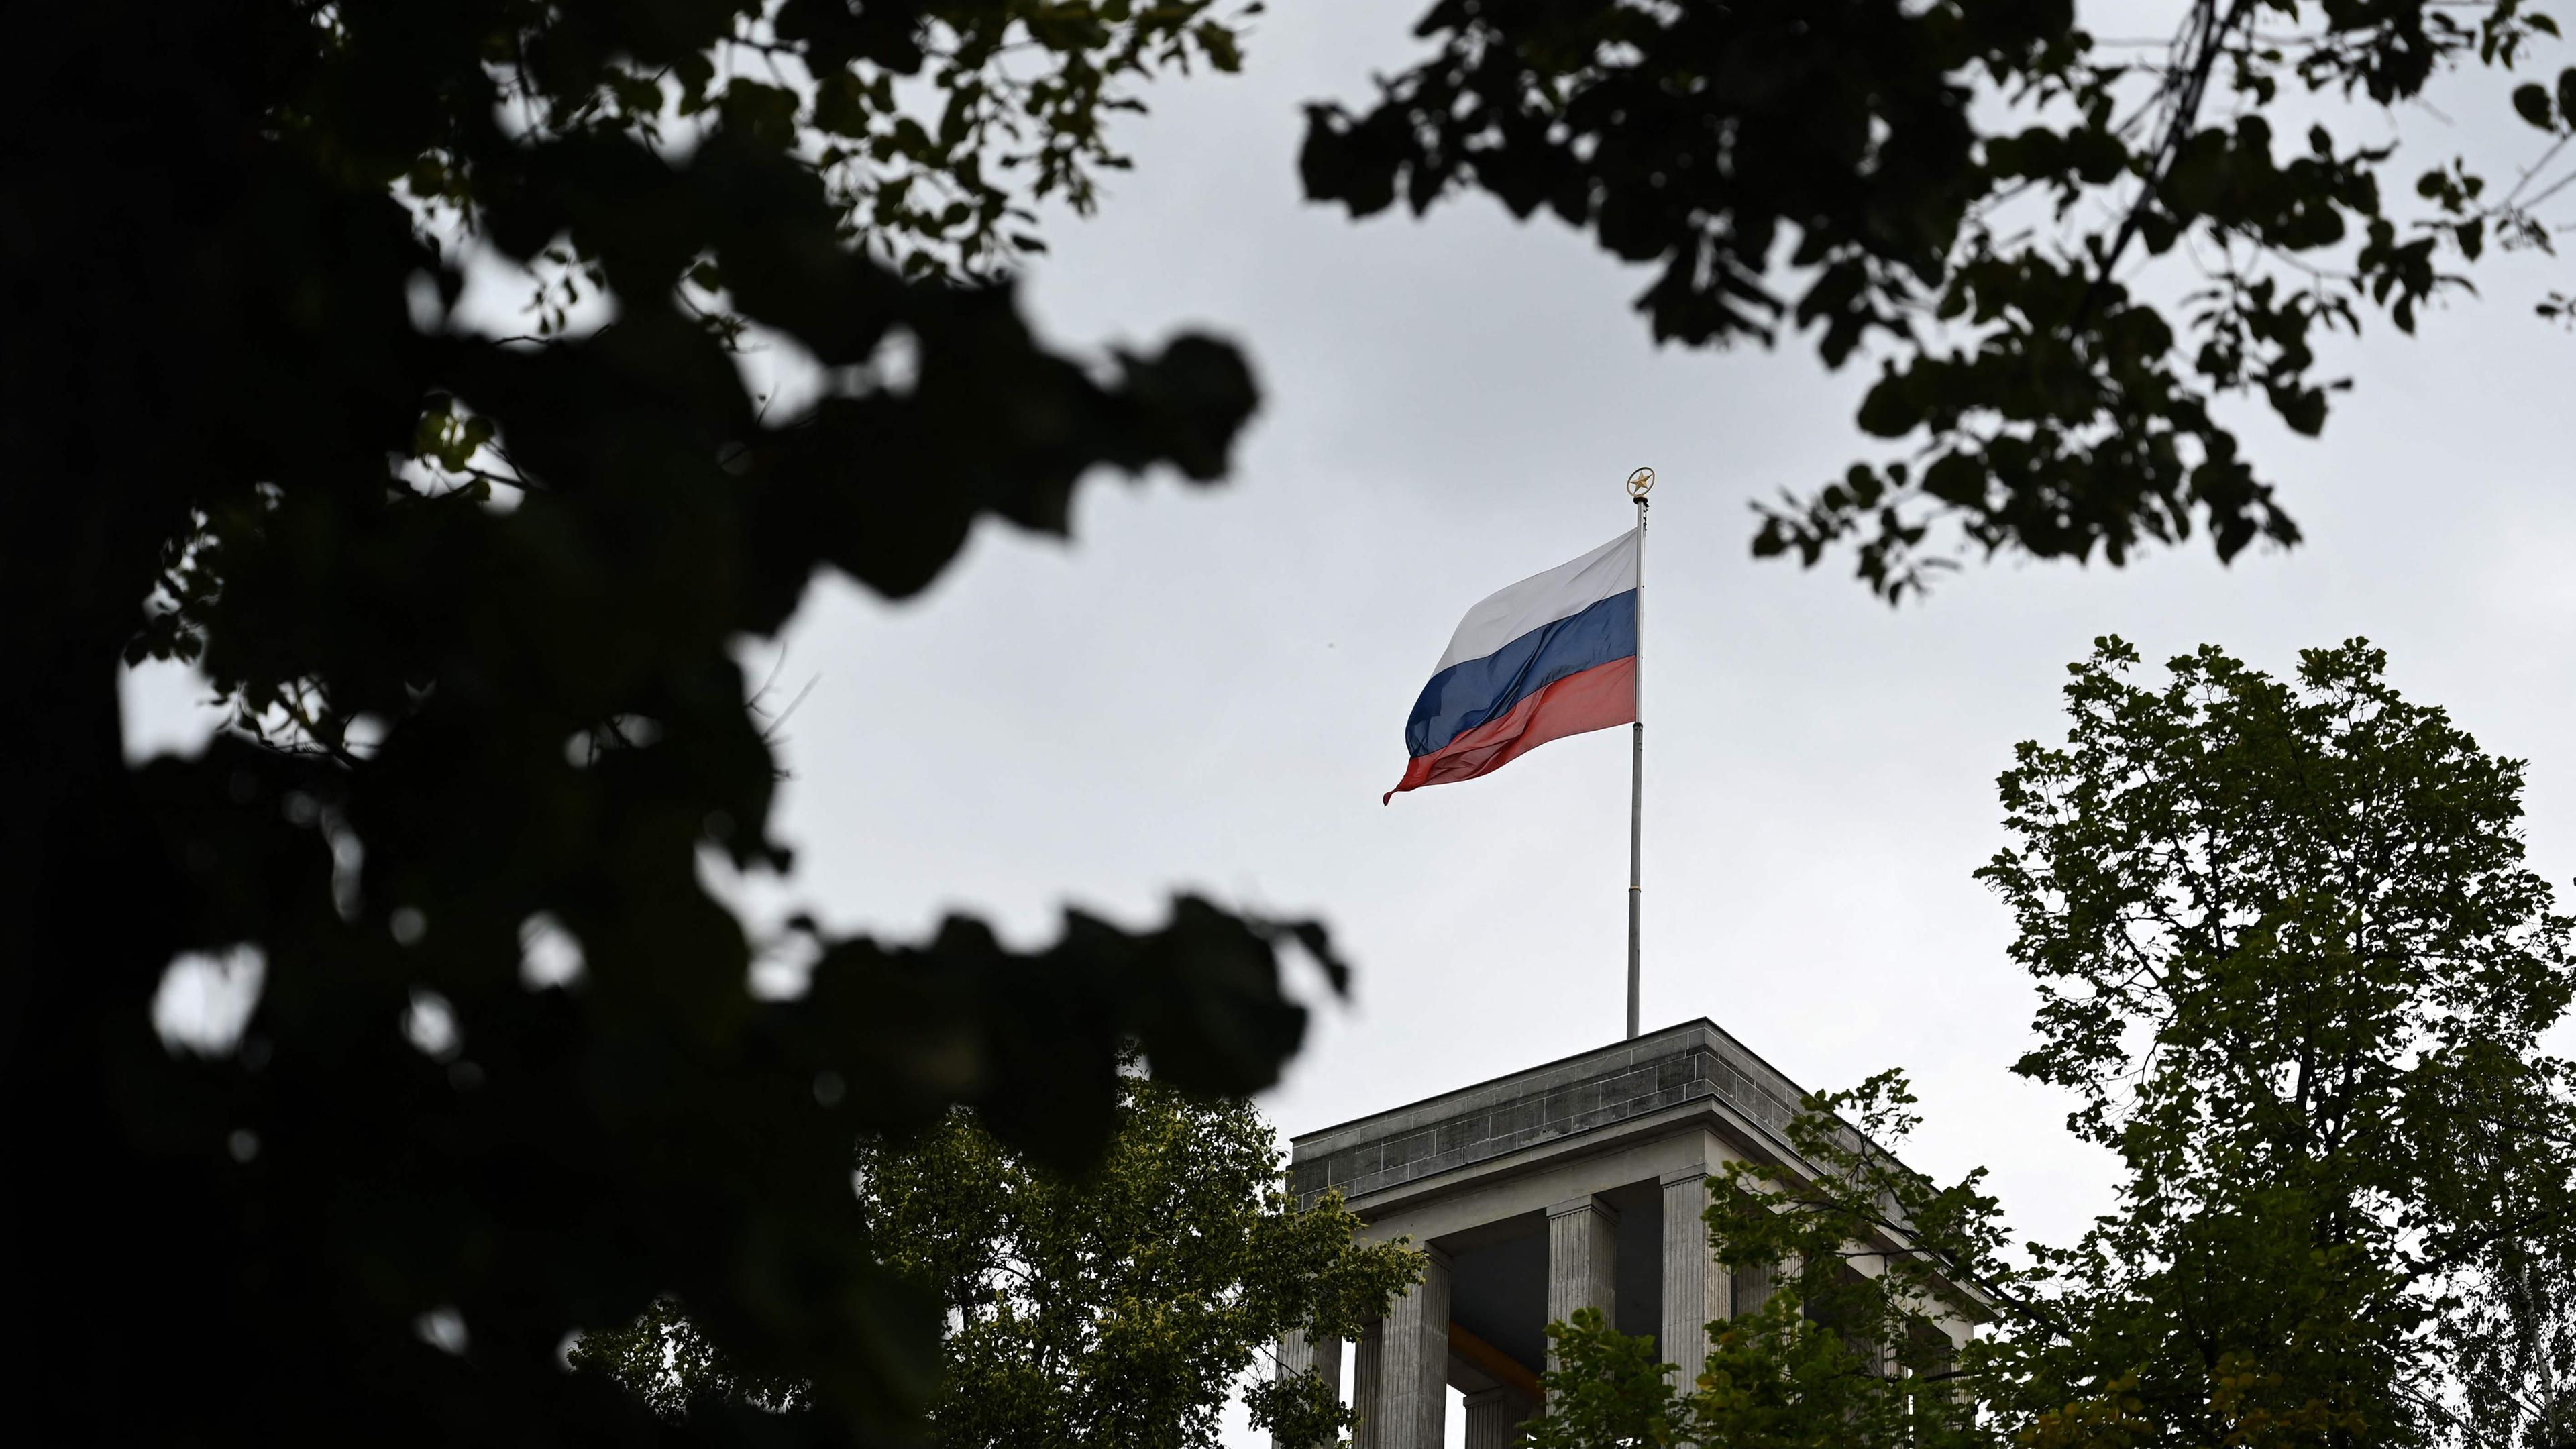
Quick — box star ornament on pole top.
[1626,466,1655,499]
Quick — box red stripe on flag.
[1384,656,1635,803]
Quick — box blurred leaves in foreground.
[5,1,1309,1443]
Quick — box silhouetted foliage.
[574,1071,1420,1447]
[4,2,1316,1444]
[1305,0,2575,598]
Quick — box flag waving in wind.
[1386,531,1638,802]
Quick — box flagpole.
[1625,466,1653,1040]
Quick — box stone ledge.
[1288,1020,1820,1207]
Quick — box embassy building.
[1274,1020,1985,1449]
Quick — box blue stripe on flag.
[1403,590,1636,757]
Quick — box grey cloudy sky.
[120,2,2571,1440]
[731,0,2573,1227]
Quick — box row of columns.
[1277,1165,1734,1449]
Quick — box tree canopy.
[1533,640,2576,1449]
[575,1071,1419,1448]
[1305,0,2575,597]
[1980,638,2576,1449]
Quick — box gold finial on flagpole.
[1626,465,1655,499]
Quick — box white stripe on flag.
[1432,531,1637,673]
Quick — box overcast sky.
[716,0,2575,1233]
[121,3,2573,1441]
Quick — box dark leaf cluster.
[1305,0,2573,598]
[7,1,1311,1444]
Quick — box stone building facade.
[1275,1019,1981,1448]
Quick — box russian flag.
[1386,531,1638,803]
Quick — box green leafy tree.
[567,1297,814,1420]
[573,1069,1420,1448]
[1526,1075,2013,1449]
[1304,1,2575,598]
[1978,638,2576,1449]
[7,2,1304,1444]
[1534,639,2576,1449]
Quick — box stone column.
[1462,1385,1538,1449]
[1659,1166,1732,1383]
[1546,1196,1618,1379]
[1351,1318,1385,1449]
[1272,1327,1346,1449]
[1375,1245,1452,1449]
